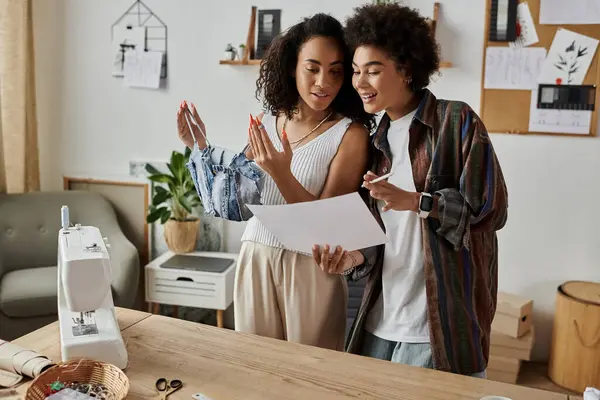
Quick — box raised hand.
[177,101,207,150]
[248,114,292,180]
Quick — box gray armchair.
[0,190,140,340]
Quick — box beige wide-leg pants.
[233,241,348,351]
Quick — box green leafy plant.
[145,147,202,224]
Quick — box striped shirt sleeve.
[347,245,382,281]
[434,105,508,251]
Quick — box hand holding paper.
[312,244,361,275]
[246,192,387,255]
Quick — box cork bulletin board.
[480,0,600,137]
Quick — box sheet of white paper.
[529,89,592,135]
[540,0,600,24]
[537,28,599,85]
[123,50,163,89]
[509,2,539,48]
[112,26,146,77]
[484,47,547,90]
[246,192,388,255]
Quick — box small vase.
[163,218,201,253]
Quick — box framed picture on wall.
[256,9,281,59]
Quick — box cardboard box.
[487,368,520,384]
[491,291,533,338]
[490,325,535,360]
[487,355,522,374]
[487,355,522,384]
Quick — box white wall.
[32,0,599,361]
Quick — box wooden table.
[12,308,569,400]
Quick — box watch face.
[420,194,434,212]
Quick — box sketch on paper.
[554,40,589,84]
[112,26,146,77]
[538,28,599,85]
[484,47,546,90]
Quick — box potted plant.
[224,43,236,60]
[145,147,202,253]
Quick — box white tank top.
[241,112,352,253]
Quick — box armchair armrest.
[106,232,140,308]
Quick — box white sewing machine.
[57,205,128,369]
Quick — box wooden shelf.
[220,3,453,69]
[430,3,453,69]
[219,59,261,65]
[220,59,452,68]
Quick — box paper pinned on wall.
[540,0,600,24]
[246,192,388,255]
[537,28,599,85]
[528,89,592,135]
[111,1,168,79]
[509,2,539,48]
[112,26,146,77]
[123,50,163,89]
[484,47,547,90]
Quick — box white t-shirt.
[365,109,430,343]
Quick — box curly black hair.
[255,13,374,131]
[344,3,440,92]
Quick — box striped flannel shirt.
[346,88,508,375]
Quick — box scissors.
[155,377,183,399]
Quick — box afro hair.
[345,3,441,91]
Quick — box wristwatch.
[417,192,434,218]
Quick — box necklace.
[281,111,333,146]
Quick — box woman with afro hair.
[178,13,375,351]
[313,3,508,377]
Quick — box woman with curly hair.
[177,13,374,351]
[313,3,508,376]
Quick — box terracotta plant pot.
[163,218,200,253]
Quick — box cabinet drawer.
[146,269,227,309]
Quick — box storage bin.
[548,281,600,393]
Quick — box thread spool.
[61,206,70,231]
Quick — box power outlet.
[129,160,169,177]
[129,160,149,177]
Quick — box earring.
[405,77,412,84]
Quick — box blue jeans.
[360,330,487,379]
[186,143,264,222]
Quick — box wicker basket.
[25,359,129,400]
